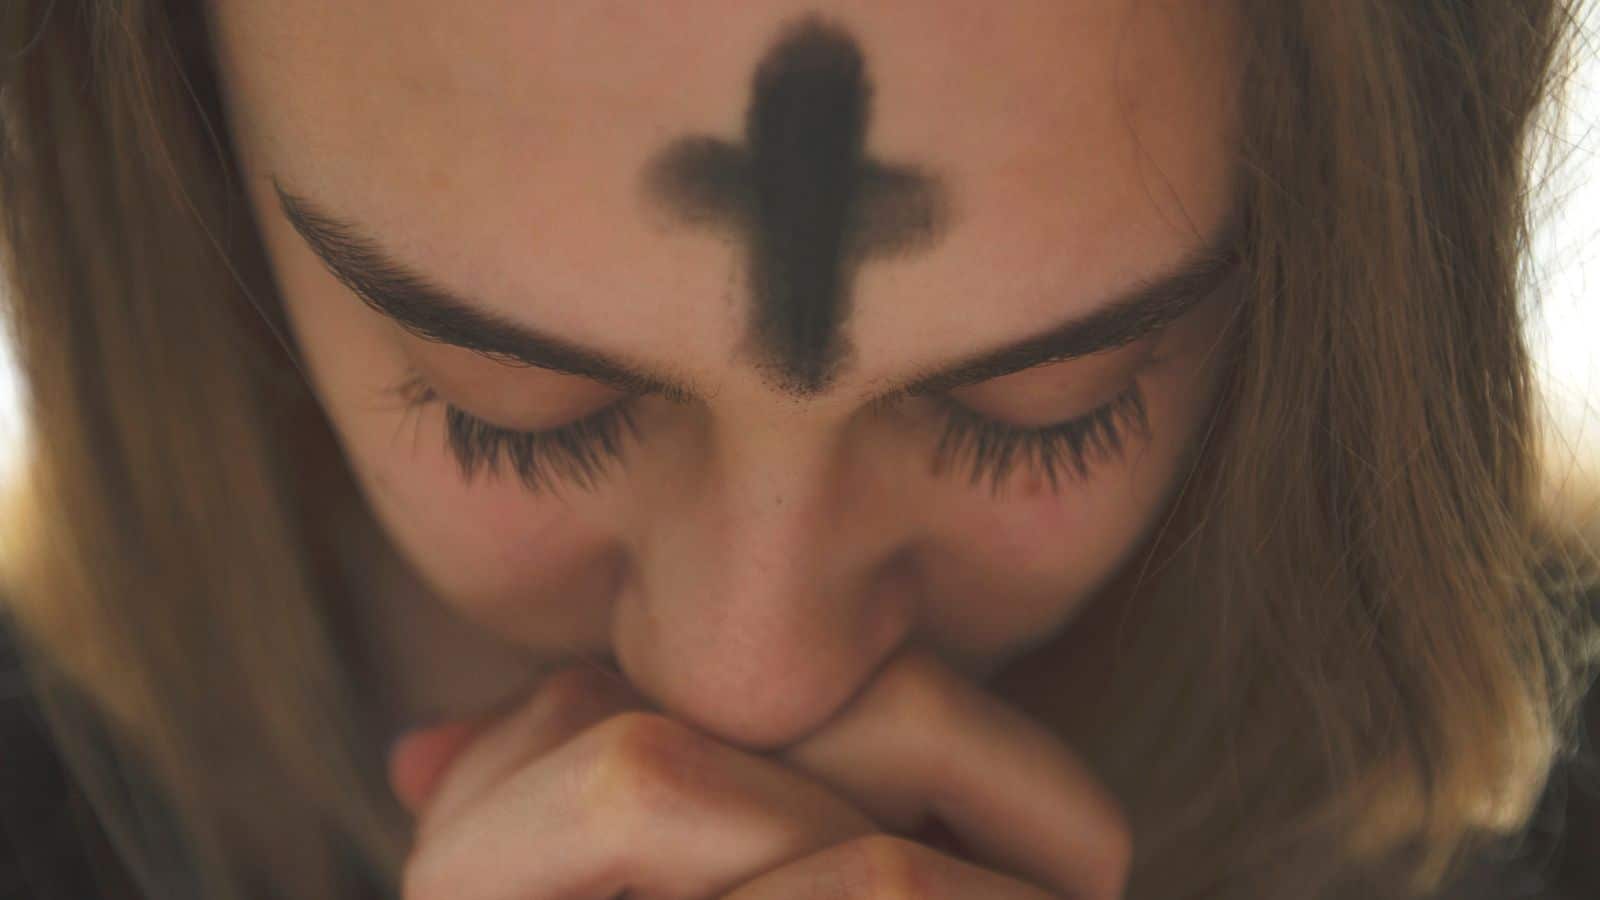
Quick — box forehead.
[209,0,1241,390]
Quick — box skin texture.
[206,0,1242,763]
[379,646,1135,898]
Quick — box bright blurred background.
[1528,6,1600,498]
[0,19,1595,493]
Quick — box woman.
[0,1,1597,897]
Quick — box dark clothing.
[3,608,1597,900]
[1,674,141,900]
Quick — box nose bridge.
[711,415,833,560]
[665,410,848,612]
[615,407,918,749]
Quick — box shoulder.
[0,615,146,900]
[1425,580,1600,899]
[0,614,393,900]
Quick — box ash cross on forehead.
[640,14,955,395]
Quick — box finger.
[413,660,652,841]
[719,834,1060,900]
[404,711,883,900]
[388,719,491,817]
[776,646,1133,900]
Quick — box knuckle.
[580,711,707,819]
[837,834,938,898]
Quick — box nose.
[610,415,921,753]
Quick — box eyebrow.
[273,177,1244,402]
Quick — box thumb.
[386,719,487,818]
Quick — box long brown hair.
[1,1,1597,898]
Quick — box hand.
[388,646,1131,899]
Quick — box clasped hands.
[387,646,1131,899]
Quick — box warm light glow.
[0,15,1596,490]
[1528,2,1600,487]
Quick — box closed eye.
[384,358,1154,499]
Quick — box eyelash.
[928,383,1150,494]
[386,369,1150,497]
[387,370,644,495]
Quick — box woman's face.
[208,0,1242,749]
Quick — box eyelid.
[407,351,1150,432]
[404,358,633,431]
[941,344,1161,428]
[949,373,1114,428]
[394,362,1150,497]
